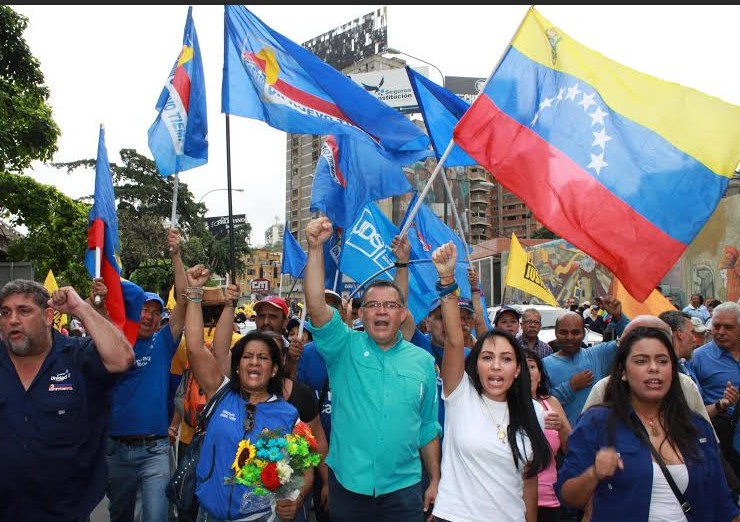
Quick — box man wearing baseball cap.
[254,294,289,335]
[103,228,188,522]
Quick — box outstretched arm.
[183,264,224,400]
[167,228,188,341]
[391,233,416,341]
[433,242,465,396]
[304,217,335,328]
[467,265,489,336]
[212,281,240,377]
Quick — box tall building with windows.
[264,222,284,248]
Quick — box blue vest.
[196,390,298,520]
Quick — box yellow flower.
[231,439,256,474]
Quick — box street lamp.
[197,187,244,205]
[385,47,451,223]
[385,47,445,87]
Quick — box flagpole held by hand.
[94,248,102,305]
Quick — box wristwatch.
[715,399,728,413]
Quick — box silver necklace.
[481,396,508,444]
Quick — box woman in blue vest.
[183,265,309,522]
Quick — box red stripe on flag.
[87,219,104,250]
[101,256,125,330]
[172,65,192,112]
[454,96,686,301]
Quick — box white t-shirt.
[433,375,545,522]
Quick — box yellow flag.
[43,270,68,331]
[166,285,177,310]
[609,277,675,319]
[504,233,558,306]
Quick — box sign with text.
[205,214,247,239]
[250,278,270,293]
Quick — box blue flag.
[401,193,472,312]
[339,202,428,323]
[281,225,307,278]
[310,134,415,229]
[406,66,476,167]
[148,6,208,176]
[222,5,430,164]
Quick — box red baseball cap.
[254,295,289,316]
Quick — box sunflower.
[231,439,256,475]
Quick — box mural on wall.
[502,193,740,305]
[683,194,740,303]
[503,239,612,306]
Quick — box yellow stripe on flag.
[609,278,676,320]
[43,269,68,331]
[504,233,558,307]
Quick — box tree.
[54,149,250,294]
[0,172,90,290]
[0,6,60,173]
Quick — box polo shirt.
[690,341,740,405]
[109,323,180,436]
[0,330,118,520]
[308,309,441,495]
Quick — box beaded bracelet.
[181,293,203,303]
[186,286,204,295]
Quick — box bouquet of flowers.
[226,421,321,500]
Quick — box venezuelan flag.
[454,7,740,301]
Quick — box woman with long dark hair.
[557,326,740,521]
[430,242,551,522]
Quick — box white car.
[487,304,604,347]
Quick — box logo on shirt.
[50,369,71,382]
[135,356,152,368]
[49,383,74,392]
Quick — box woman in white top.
[430,242,551,522]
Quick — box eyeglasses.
[362,301,403,310]
[522,320,541,326]
[244,402,256,433]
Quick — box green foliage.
[0,172,91,290]
[53,149,251,294]
[0,6,60,173]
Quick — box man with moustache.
[0,279,133,521]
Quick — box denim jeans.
[106,437,171,522]
[328,467,422,522]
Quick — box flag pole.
[439,168,473,265]
[399,6,530,239]
[399,141,455,237]
[170,173,180,228]
[225,114,237,281]
[278,274,284,298]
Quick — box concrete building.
[264,221,284,248]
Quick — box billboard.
[303,7,388,71]
[444,75,488,104]
[347,66,428,114]
[205,214,247,240]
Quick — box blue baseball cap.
[428,297,475,315]
[144,292,165,311]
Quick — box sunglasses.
[244,402,256,433]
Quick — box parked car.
[487,304,603,347]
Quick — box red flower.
[260,462,281,491]
[293,421,318,451]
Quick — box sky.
[10,5,740,246]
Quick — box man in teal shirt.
[304,216,441,522]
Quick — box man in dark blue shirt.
[0,279,133,521]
